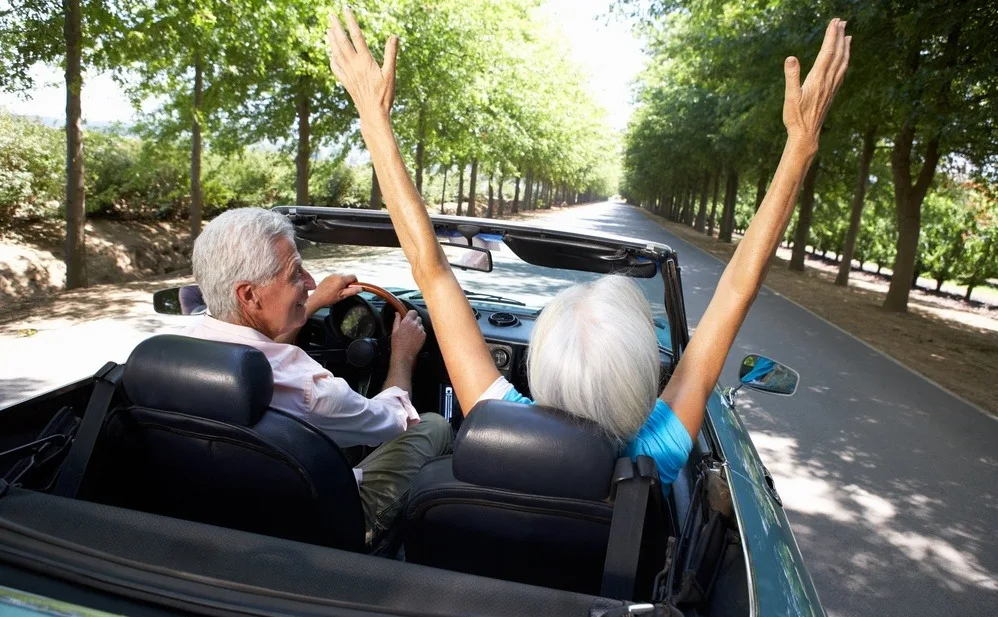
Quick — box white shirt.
[183,316,420,484]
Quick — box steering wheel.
[346,282,409,397]
[355,282,408,316]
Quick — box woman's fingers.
[343,7,371,57]
[326,30,348,83]
[833,36,851,94]
[328,12,355,58]
[383,35,399,80]
[811,18,840,76]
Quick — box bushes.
[0,112,63,227]
[0,112,373,230]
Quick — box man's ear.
[234,281,259,312]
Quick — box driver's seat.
[81,334,366,552]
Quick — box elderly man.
[184,207,451,551]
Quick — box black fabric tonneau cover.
[0,489,623,616]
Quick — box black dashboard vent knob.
[488,312,520,327]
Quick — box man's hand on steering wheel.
[391,310,426,366]
[310,274,362,309]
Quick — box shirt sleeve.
[476,376,534,405]
[626,399,694,488]
[306,374,419,447]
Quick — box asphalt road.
[2,201,996,616]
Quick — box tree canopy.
[621,0,998,310]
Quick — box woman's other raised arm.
[326,9,500,412]
[663,19,851,439]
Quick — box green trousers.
[356,413,453,551]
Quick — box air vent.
[472,307,481,320]
[488,312,520,327]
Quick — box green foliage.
[0,112,63,225]
[0,113,342,227]
[621,0,998,303]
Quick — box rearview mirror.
[153,285,208,315]
[441,242,493,273]
[738,354,799,396]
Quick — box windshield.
[299,235,671,329]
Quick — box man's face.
[252,237,316,339]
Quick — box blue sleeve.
[501,387,534,405]
[626,400,694,491]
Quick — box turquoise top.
[500,388,694,494]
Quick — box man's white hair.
[528,275,660,442]
[191,208,296,321]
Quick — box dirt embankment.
[0,219,192,312]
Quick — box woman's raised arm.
[663,19,851,439]
[326,9,500,413]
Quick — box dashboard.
[296,292,537,427]
[296,290,674,428]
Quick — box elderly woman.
[184,207,452,550]
[326,12,849,488]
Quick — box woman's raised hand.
[783,18,851,152]
[326,8,399,118]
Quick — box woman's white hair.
[191,208,296,321]
[528,275,659,442]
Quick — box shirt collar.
[199,316,275,344]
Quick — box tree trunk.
[884,24,957,312]
[497,174,506,217]
[467,159,479,216]
[64,0,87,289]
[414,107,426,195]
[522,170,532,212]
[835,128,876,286]
[884,126,942,311]
[790,158,821,270]
[439,166,448,213]
[511,175,521,214]
[487,172,495,218]
[190,55,204,240]
[719,169,738,243]
[965,285,975,302]
[368,167,382,209]
[295,82,310,206]
[456,162,465,216]
[683,183,696,226]
[707,171,720,237]
[754,166,768,212]
[694,171,709,232]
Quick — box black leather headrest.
[453,399,617,501]
[123,334,273,426]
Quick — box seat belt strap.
[53,362,124,498]
[601,456,658,600]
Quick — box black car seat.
[79,334,366,552]
[403,399,669,599]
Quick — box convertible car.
[0,206,820,617]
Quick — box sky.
[0,0,645,132]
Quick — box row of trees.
[619,0,998,311]
[1,0,618,289]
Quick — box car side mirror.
[440,242,493,273]
[738,354,799,396]
[153,285,208,315]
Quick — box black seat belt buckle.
[611,456,660,500]
[93,361,120,384]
